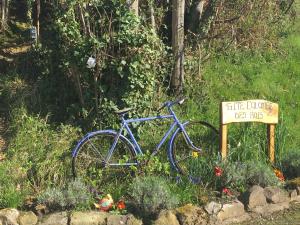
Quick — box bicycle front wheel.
[72,131,137,187]
[169,121,219,182]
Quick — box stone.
[289,189,298,201]
[37,212,68,225]
[176,204,208,225]
[264,186,289,204]
[153,210,180,225]
[0,208,20,225]
[204,201,222,215]
[296,186,300,195]
[216,200,245,221]
[251,201,289,216]
[70,211,107,225]
[241,185,267,210]
[125,214,143,225]
[18,211,38,225]
[106,214,142,225]
[107,214,128,225]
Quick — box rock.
[251,201,289,216]
[107,214,142,225]
[124,214,143,225]
[154,210,180,225]
[297,186,300,195]
[289,189,298,201]
[204,201,222,215]
[176,204,207,225]
[70,211,107,225]
[241,185,267,210]
[217,200,245,221]
[107,215,128,225]
[37,212,68,225]
[264,186,289,204]
[18,211,38,225]
[0,208,20,225]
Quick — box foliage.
[37,178,92,210]
[128,176,178,216]
[28,1,170,129]
[132,150,171,177]
[7,107,80,190]
[279,149,300,179]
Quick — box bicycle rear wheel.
[72,131,137,187]
[169,121,219,183]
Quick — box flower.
[214,166,223,177]
[274,169,285,182]
[116,200,126,210]
[222,187,232,196]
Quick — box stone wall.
[0,185,300,225]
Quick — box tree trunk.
[189,0,205,32]
[128,0,138,16]
[171,0,185,94]
[36,0,40,39]
[149,2,156,30]
[1,0,7,30]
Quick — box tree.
[127,0,138,16]
[0,0,9,30]
[171,0,185,94]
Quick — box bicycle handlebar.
[157,97,186,112]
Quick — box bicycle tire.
[72,131,137,187]
[168,121,219,183]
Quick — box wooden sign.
[220,100,279,163]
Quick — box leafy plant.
[128,176,178,217]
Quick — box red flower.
[222,188,232,196]
[116,200,126,210]
[214,166,223,177]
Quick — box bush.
[218,161,280,193]
[280,150,300,179]
[37,179,92,210]
[128,176,178,216]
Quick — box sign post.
[220,99,279,162]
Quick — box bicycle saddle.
[115,108,133,115]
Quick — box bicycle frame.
[105,106,201,164]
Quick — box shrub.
[37,187,66,210]
[37,179,92,210]
[65,179,92,210]
[279,150,300,179]
[218,161,280,193]
[128,176,178,216]
[245,161,280,187]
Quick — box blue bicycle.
[72,98,219,185]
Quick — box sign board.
[221,100,279,124]
[220,100,279,163]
